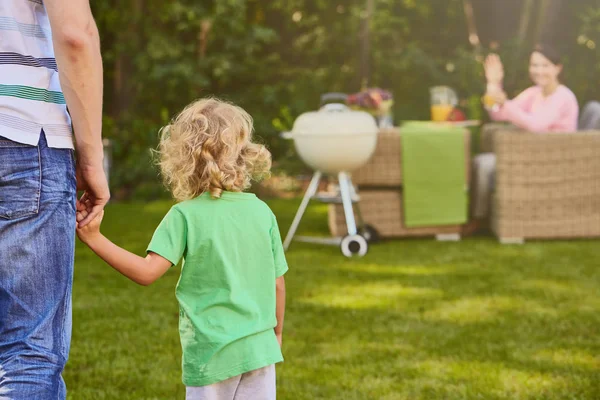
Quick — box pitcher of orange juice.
[430,86,458,122]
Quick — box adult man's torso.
[0,0,73,149]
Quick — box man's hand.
[76,162,109,228]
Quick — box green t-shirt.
[147,191,288,386]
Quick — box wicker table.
[328,127,471,239]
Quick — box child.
[76,98,288,400]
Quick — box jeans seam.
[59,271,72,360]
[58,149,75,360]
[35,144,42,214]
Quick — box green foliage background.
[92,0,600,199]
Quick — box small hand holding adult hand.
[76,161,110,228]
[76,200,104,244]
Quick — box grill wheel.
[340,234,368,258]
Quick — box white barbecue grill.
[282,103,379,257]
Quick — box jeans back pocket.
[0,139,41,219]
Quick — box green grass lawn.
[65,199,600,399]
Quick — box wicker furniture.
[328,127,471,239]
[484,125,600,242]
[328,190,464,238]
[352,128,472,186]
[479,123,511,153]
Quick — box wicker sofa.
[480,123,600,243]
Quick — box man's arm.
[45,0,109,226]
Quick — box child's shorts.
[186,364,276,400]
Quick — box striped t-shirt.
[0,1,73,149]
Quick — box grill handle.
[320,92,348,105]
[320,103,350,113]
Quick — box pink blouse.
[489,85,579,132]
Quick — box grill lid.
[291,104,378,136]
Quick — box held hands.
[76,200,104,244]
[76,161,110,228]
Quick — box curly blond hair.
[157,98,271,201]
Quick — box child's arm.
[275,276,286,347]
[76,209,172,286]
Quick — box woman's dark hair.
[533,43,562,65]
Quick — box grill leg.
[283,171,322,250]
[351,183,366,231]
[338,172,358,235]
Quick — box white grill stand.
[283,171,369,257]
[283,171,322,251]
[338,172,357,235]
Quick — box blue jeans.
[0,133,76,399]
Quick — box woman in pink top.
[470,44,580,228]
[484,44,579,132]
